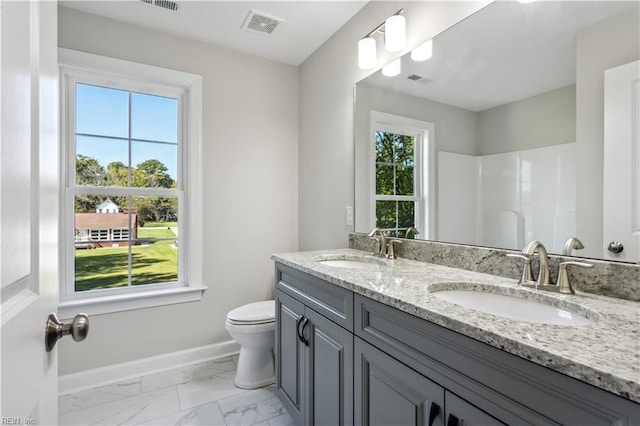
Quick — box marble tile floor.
[58,355,294,426]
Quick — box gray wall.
[355,83,479,155]
[57,7,299,374]
[477,85,576,155]
[298,1,490,250]
[575,7,640,259]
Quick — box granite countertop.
[272,248,640,403]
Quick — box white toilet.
[225,300,276,389]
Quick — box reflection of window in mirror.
[370,112,434,239]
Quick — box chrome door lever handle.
[45,312,89,352]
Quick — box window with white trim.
[370,112,434,239]
[59,49,204,318]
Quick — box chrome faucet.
[404,226,420,239]
[562,237,584,256]
[387,238,402,259]
[367,227,387,257]
[521,240,551,285]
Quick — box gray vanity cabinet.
[274,262,640,426]
[275,264,354,426]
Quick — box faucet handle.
[557,261,593,294]
[368,235,382,256]
[506,253,534,284]
[387,239,402,259]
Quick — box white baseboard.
[58,340,240,396]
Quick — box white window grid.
[373,125,424,235]
[61,70,186,300]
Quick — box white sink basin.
[432,290,594,326]
[315,255,384,270]
[318,259,380,269]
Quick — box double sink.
[315,254,596,326]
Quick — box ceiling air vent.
[138,0,179,12]
[242,10,284,36]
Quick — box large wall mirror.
[354,1,639,263]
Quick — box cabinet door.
[355,338,445,426]
[445,392,504,426]
[275,290,306,425]
[306,308,353,426]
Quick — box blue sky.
[75,83,178,180]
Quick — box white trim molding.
[58,340,240,396]
[57,285,206,320]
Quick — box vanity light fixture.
[411,39,433,62]
[357,9,405,70]
[384,14,406,52]
[358,37,377,70]
[382,58,401,77]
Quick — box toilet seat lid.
[227,300,275,323]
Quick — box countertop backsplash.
[349,233,640,302]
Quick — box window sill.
[57,286,207,320]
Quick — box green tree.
[131,159,177,224]
[74,155,177,222]
[105,161,129,187]
[104,161,129,208]
[132,159,174,188]
[75,155,105,213]
[76,154,105,186]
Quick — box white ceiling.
[363,1,637,112]
[60,0,368,66]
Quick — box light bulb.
[382,58,401,77]
[358,37,377,70]
[411,39,433,62]
[384,15,406,52]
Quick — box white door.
[1,1,60,422]
[603,60,640,262]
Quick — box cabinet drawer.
[276,263,353,331]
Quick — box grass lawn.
[74,222,178,291]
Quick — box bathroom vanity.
[272,249,639,425]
